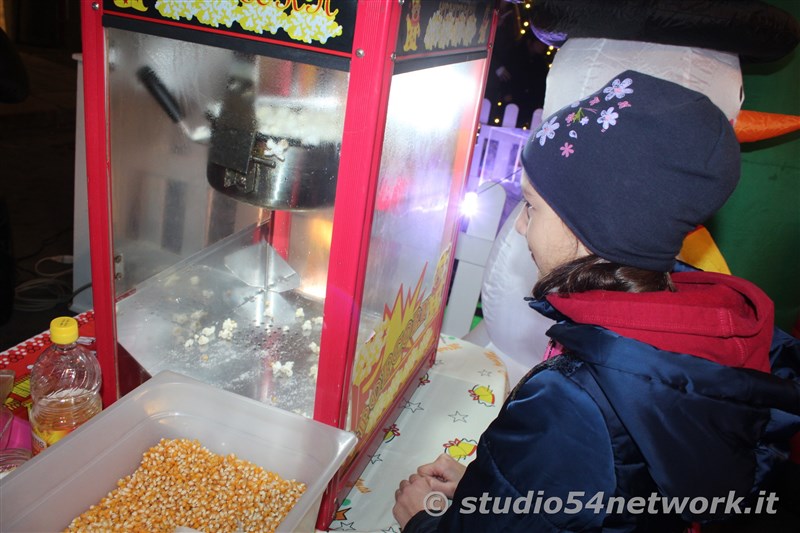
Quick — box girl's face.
[515,174,589,277]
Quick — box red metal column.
[80,1,119,407]
[313,1,402,527]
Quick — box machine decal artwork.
[113,0,147,11]
[104,0,356,52]
[350,246,451,447]
[396,0,493,58]
[402,0,422,52]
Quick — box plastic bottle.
[29,317,102,456]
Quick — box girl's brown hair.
[532,255,675,299]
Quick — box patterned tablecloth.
[328,335,509,533]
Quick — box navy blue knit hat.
[520,70,740,272]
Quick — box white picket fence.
[441,102,541,338]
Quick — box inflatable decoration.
[541,38,744,121]
[734,109,800,143]
[530,0,800,63]
[475,202,551,386]
[476,0,799,386]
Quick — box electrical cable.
[33,255,73,277]
[13,254,84,312]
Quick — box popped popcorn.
[271,361,294,378]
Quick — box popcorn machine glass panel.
[106,28,347,416]
[350,60,486,444]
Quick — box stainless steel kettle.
[137,57,340,211]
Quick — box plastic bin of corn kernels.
[0,371,357,532]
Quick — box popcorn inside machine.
[81,0,496,527]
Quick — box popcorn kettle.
[137,54,340,211]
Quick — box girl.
[394,70,800,532]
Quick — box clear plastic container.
[29,317,102,456]
[0,371,358,532]
[0,447,31,479]
[0,405,11,449]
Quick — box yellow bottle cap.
[49,317,79,345]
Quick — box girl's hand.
[416,453,466,498]
[393,473,437,528]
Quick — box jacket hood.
[544,271,774,372]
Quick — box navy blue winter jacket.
[404,273,800,532]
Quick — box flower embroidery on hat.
[532,76,637,151]
[598,107,619,131]
[603,77,633,100]
[535,116,560,146]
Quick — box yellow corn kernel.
[64,438,306,532]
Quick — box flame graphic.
[353,266,428,391]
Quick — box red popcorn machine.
[81,0,496,527]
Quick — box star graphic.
[382,526,400,533]
[334,522,356,531]
[449,411,468,423]
[478,369,493,377]
[403,400,424,413]
[370,453,383,464]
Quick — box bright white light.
[388,66,478,133]
[461,191,479,217]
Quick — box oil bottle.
[29,317,102,455]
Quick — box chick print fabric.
[330,336,508,532]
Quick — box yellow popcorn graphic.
[153,0,344,46]
[283,3,343,45]
[237,1,290,35]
